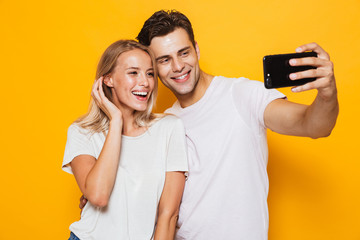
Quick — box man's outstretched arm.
[264,43,339,138]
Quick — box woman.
[62,40,188,240]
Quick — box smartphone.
[263,52,318,89]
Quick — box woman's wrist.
[109,118,123,132]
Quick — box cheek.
[149,78,156,90]
[190,56,198,67]
[114,77,134,89]
[157,65,169,79]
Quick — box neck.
[111,90,145,137]
[176,70,214,108]
[116,105,143,137]
[122,111,137,135]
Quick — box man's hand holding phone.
[289,42,336,101]
[263,43,338,138]
[264,42,336,101]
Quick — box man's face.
[149,28,200,97]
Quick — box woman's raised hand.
[91,77,122,123]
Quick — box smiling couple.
[62,10,338,240]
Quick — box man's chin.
[172,86,195,96]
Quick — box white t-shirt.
[62,115,188,240]
[166,76,285,240]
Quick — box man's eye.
[182,51,189,56]
[147,72,154,77]
[159,58,169,64]
[129,71,138,75]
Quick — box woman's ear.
[103,75,114,87]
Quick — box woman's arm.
[71,77,123,208]
[71,121,122,207]
[154,171,186,240]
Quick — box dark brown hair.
[136,10,195,47]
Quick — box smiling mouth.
[171,70,191,82]
[132,91,149,100]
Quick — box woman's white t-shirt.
[62,115,188,240]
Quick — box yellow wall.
[1,0,359,239]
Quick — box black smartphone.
[263,52,318,89]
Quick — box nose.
[139,73,150,87]
[172,57,185,72]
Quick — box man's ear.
[195,41,200,60]
[103,75,114,87]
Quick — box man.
[76,10,338,239]
[135,10,338,240]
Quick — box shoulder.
[210,77,266,103]
[156,114,183,128]
[164,102,180,115]
[214,75,252,84]
[66,123,99,142]
[232,77,263,88]
[214,76,263,92]
[150,115,185,134]
[63,124,99,174]
[231,77,280,97]
[67,123,90,136]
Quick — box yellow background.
[1,0,359,239]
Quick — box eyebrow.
[125,67,140,70]
[125,67,154,71]
[178,46,191,53]
[155,46,191,61]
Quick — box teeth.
[132,91,148,96]
[175,72,189,80]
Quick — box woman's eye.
[129,71,138,75]
[147,72,154,77]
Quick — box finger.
[296,42,329,60]
[92,77,102,92]
[91,78,101,100]
[289,68,328,80]
[92,79,102,103]
[296,42,319,52]
[95,81,113,116]
[91,79,98,97]
[97,78,112,109]
[291,80,318,93]
[92,88,101,105]
[289,57,328,68]
[98,78,107,100]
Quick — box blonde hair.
[75,40,158,133]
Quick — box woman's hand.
[91,77,122,123]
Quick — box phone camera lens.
[266,77,272,86]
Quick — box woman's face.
[107,49,155,114]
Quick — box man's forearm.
[302,91,339,138]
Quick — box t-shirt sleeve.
[62,124,96,174]
[232,78,286,133]
[165,117,189,172]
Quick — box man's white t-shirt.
[166,76,285,240]
[62,115,188,240]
